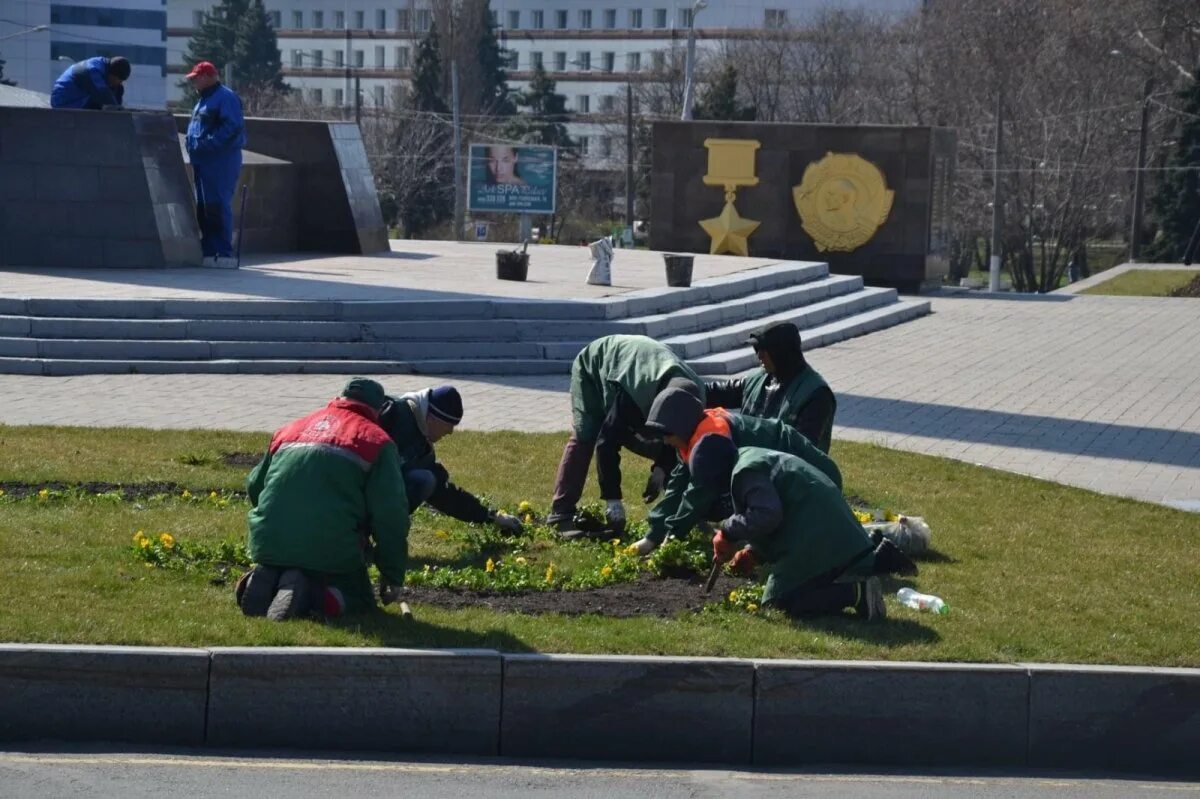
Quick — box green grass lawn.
[1081,269,1200,297]
[1,424,1197,665]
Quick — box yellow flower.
[132,530,146,544]
[181,490,192,500]
[517,500,533,515]
[423,564,432,574]
[746,603,759,613]
[524,514,534,524]
[38,488,49,499]
[884,510,900,522]
[0,489,5,497]
[610,538,622,546]
[728,590,740,602]
[544,564,555,584]
[515,557,528,566]
[435,530,450,540]
[158,533,175,549]
[144,562,154,568]
[139,537,151,549]
[853,510,872,524]
[485,558,495,573]
[601,565,613,577]
[624,545,640,556]
[209,491,219,500]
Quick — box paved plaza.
[1,291,1197,511]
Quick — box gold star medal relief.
[793,152,894,253]
[699,138,761,256]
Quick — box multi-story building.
[1,0,167,108]
[166,0,919,165]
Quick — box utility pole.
[452,61,464,242]
[1130,78,1154,262]
[988,89,1004,292]
[680,0,708,121]
[625,82,635,228]
[344,10,352,121]
[223,62,234,90]
[354,73,361,125]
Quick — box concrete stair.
[0,261,930,376]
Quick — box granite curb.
[0,644,1196,775]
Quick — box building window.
[334,10,345,28]
[553,51,567,71]
[679,8,692,27]
[604,9,616,28]
[292,10,303,27]
[415,9,431,31]
[396,46,410,68]
[311,88,323,104]
[354,10,365,28]
[531,10,544,29]
[396,8,410,30]
[555,10,568,29]
[600,136,612,157]
[192,10,204,27]
[291,49,302,67]
[626,52,641,71]
[507,10,519,28]
[375,45,385,67]
[374,86,385,106]
[354,49,365,67]
[579,136,590,155]
[577,95,590,113]
[313,10,323,28]
[335,50,344,67]
[651,51,665,70]
[601,52,614,72]
[652,8,666,28]
[530,51,543,69]
[599,95,614,112]
[629,9,642,28]
[311,49,323,67]
[269,10,281,28]
[649,96,663,113]
[764,9,787,29]
[580,9,592,28]
[376,9,387,29]
[576,51,590,70]
[333,88,344,106]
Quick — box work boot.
[213,256,239,269]
[550,514,584,539]
[854,577,887,622]
[235,565,280,617]
[267,569,313,621]
[872,538,919,577]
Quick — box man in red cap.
[185,61,246,268]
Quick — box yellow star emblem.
[699,201,760,257]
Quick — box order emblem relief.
[793,152,894,252]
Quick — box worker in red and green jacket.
[236,378,410,621]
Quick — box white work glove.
[491,510,525,535]
[605,499,627,526]
[630,536,658,557]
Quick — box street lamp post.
[680,0,708,121]
[0,24,48,43]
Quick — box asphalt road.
[1,750,1197,798]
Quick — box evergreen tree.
[476,2,514,116]
[411,22,448,113]
[400,24,452,237]
[1147,71,1200,262]
[0,50,15,87]
[505,64,574,151]
[181,0,285,104]
[692,64,757,121]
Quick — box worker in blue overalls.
[184,61,246,269]
[50,56,130,110]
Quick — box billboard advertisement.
[467,143,557,214]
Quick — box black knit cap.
[428,385,463,425]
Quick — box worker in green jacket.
[628,386,843,555]
[705,322,837,452]
[236,378,410,621]
[689,436,916,621]
[377,385,524,534]
[549,334,705,538]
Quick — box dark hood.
[688,433,738,493]
[748,322,806,382]
[645,387,706,439]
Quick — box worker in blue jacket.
[185,61,246,268]
[50,56,130,110]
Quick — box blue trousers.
[404,468,437,511]
[193,153,242,257]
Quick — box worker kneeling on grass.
[629,386,843,556]
[548,334,705,538]
[689,436,917,622]
[376,385,524,534]
[236,378,409,621]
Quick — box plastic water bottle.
[897,587,949,615]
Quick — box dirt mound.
[221,452,261,468]
[1169,274,1200,298]
[401,573,746,618]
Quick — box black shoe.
[854,577,887,622]
[236,566,280,617]
[267,569,312,621]
[873,538,919,577]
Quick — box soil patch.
[401,573,746,618]
[1169,274,1200,298]
[0,480,245,501]
[221,452,260,468]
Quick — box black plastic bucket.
[663,254,694,287]
[496,250,529,281]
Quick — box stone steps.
[0,261,930,376]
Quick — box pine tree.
[692,64,757,121]
[476,2,514,116]
[505,64,574,151]
[400,24,452,237]
[1147,71,1200,262]
[411,22,448,113]
[0,50,16,87]
[181,0,285,104]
